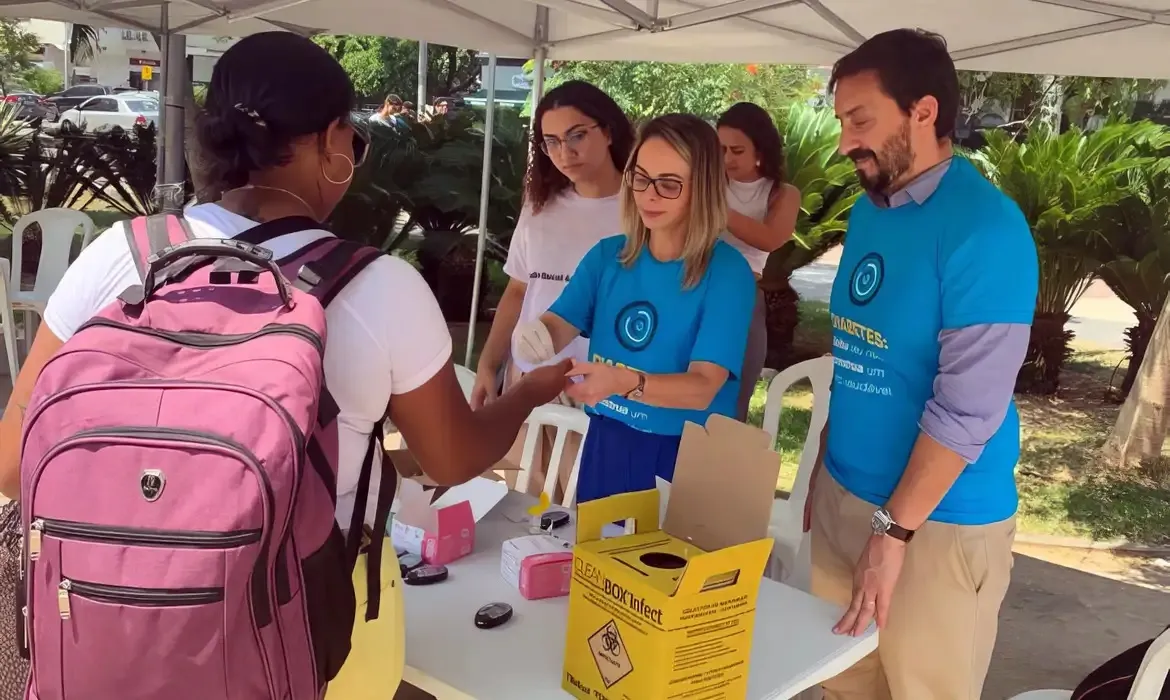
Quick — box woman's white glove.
[514,320,557,366]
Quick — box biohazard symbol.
[588,619,633,688]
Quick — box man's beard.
[847,120,913,195]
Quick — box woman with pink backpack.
[0,32,569,699]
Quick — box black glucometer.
[475,602,513,629]
[398,553,423,576]
[539,510,570,531]
[403,565,448,586]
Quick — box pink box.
[392,495,475,566]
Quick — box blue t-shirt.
[826,158,1038,526]
[549,235,756,436]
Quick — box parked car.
[2,92,57,122]
[57,94,159,133]
[45,84,115,113]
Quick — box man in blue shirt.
[807,29,1038,700]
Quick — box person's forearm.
[611,366,724,411]
[883,432,966,530]
[727,210,789,252]
[477,283,525,374]
[447,387,544,483]
[540,312,582,354]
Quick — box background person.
[517,113,756,502]
[369,93,403,126]
[806,29,1038,700]
[716,101,801,419]
[471,80,634,497]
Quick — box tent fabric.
[1,0,1168,79]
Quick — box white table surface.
[402,492,877,699]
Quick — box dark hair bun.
[195,105,288,191]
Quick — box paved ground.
[792,250,1135,350]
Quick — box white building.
[24,19,236,91]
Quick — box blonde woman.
[515,113,756,502]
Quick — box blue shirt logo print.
[614,300,658,351]
[849,252,885,306]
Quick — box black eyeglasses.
[626,171,684,200]
[540,123,600,156]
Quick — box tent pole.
[465,53,498,367]
[532,5,549,104]
[155,2,168,189]
[417,41,427,112]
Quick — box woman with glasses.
[514,114,756,501]
[716,102,802,419]
[472,80,634,497]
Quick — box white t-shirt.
[42,203,453,528]
[724,177,773,275]
[503,191,621,372]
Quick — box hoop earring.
[322,152,354,186]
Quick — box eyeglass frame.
[625,169,685,200]
[538,123,601,156]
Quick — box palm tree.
[1095,127,1170,395]
[68,24,100,64]
[970,123,1155,394]
[759,103,861,368]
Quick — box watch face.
[871,509,892,535]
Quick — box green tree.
[19,65,62,96]
[313,35,479,103]
[541,60,821,120]
[0,20,41,94]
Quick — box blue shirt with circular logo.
[549,234,756,436]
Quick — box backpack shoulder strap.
[125,214,194,281]
[280,237,384,308]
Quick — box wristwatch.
[871,508,915,543]
[624,371,646,400]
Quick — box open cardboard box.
[563,414,781,700]
[384,445,514,565]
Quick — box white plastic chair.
[516,403,589,507]
[760,356,833,589]
[453,363,477,400]
[1008,627,1170,700]
[0,259,20,380]
[9,209,95,352]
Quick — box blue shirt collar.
[868,157,953,209]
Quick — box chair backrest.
[761,356,832,507]
[453,364,477,400]
[1130,625,1170,700]
[10,208,96,298]
[516,403,590,507]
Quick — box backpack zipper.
[58,578,225,618]
[76,317,325,357]
[30,517,262,551]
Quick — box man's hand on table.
[834,534,906,637]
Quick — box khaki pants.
[499,362,580,500]
[810,470,1015,700]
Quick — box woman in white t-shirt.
[0,32,569,515]
[716,102,802,420]
[471,80,634,494]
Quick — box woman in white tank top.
[716,102,802,420]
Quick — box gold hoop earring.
[322,152,354,186]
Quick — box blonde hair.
[619,114,728,289]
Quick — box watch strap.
[886,521,915,543]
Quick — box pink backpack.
[18,214,397,700]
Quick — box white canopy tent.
[1,0,1167,357]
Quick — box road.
[791,252,1134,350]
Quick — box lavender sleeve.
[919,323,1030,464]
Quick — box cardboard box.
[562,415,780,700]
[390,476,509,565]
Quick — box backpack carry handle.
[143,238,294,308]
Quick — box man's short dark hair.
[385,94,403,106]
[828,28,959,140]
